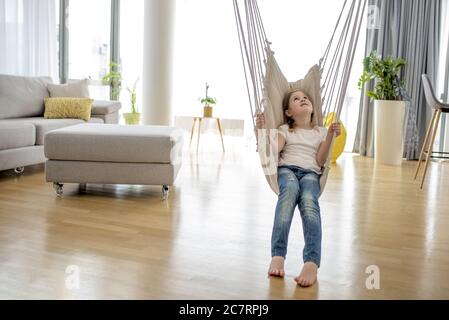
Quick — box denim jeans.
[271,165,322,267]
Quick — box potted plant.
[199,82,217,118]
[102,61,122,101]
[358,51,406,165]
[123,77,140,125]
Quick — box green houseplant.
[102,61,122,101]
[199,82,217,117]
[358,51,406,100]
[123,77,140,125]
[358,51,407,166]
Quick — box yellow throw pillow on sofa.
[44,97,93,121]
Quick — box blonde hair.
[282,89,314,132]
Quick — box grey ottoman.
[44,123,184,199]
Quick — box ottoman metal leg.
[14,167,25,174]
[53,182,64,197]
[162,185,169,200]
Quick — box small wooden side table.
[189,116,225,152]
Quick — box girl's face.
[285,91,313,120]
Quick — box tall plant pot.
[374,100,406,165]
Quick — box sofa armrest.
[91,100,121,124]
[91,100,121,115]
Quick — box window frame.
[58,0,120,99]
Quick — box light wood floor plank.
[1,139,448,299]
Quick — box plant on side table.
[199,82,217,118]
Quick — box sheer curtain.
[0,0,58,78]
[438,0,449,152]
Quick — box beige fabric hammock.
[233,0,367,195]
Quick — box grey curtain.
[353,0,441,159]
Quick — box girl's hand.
[255,113,265,129]
[328,122,341,137]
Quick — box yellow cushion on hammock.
[324,112,347,163]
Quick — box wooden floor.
[1,135,449,299]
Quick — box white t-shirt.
[278,124,328,173]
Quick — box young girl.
[256,90,341,287]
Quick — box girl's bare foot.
[294,262,318,287]
[268,256,285,277]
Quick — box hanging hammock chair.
[233,0,367,195]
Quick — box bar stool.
[414,74,449,189]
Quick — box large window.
[172,0,364,150]
[119,0,144,115]
[58,0,366,141]
[173,0,249,122]
[67,0,111,99]
[61,0,144,110]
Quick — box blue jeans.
[271,165,322,267]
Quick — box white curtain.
[0,0,57,78]
[439,0,449,152]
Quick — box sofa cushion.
[47,79,90,98]
[44,97,94,121]
[0,122,36,150]
[91,100,121,115]
[44,123,184,163]
[0,117,104,145]
[0,74,52,119]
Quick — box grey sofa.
[0,74,121,173]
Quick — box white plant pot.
[374,100,406,166]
